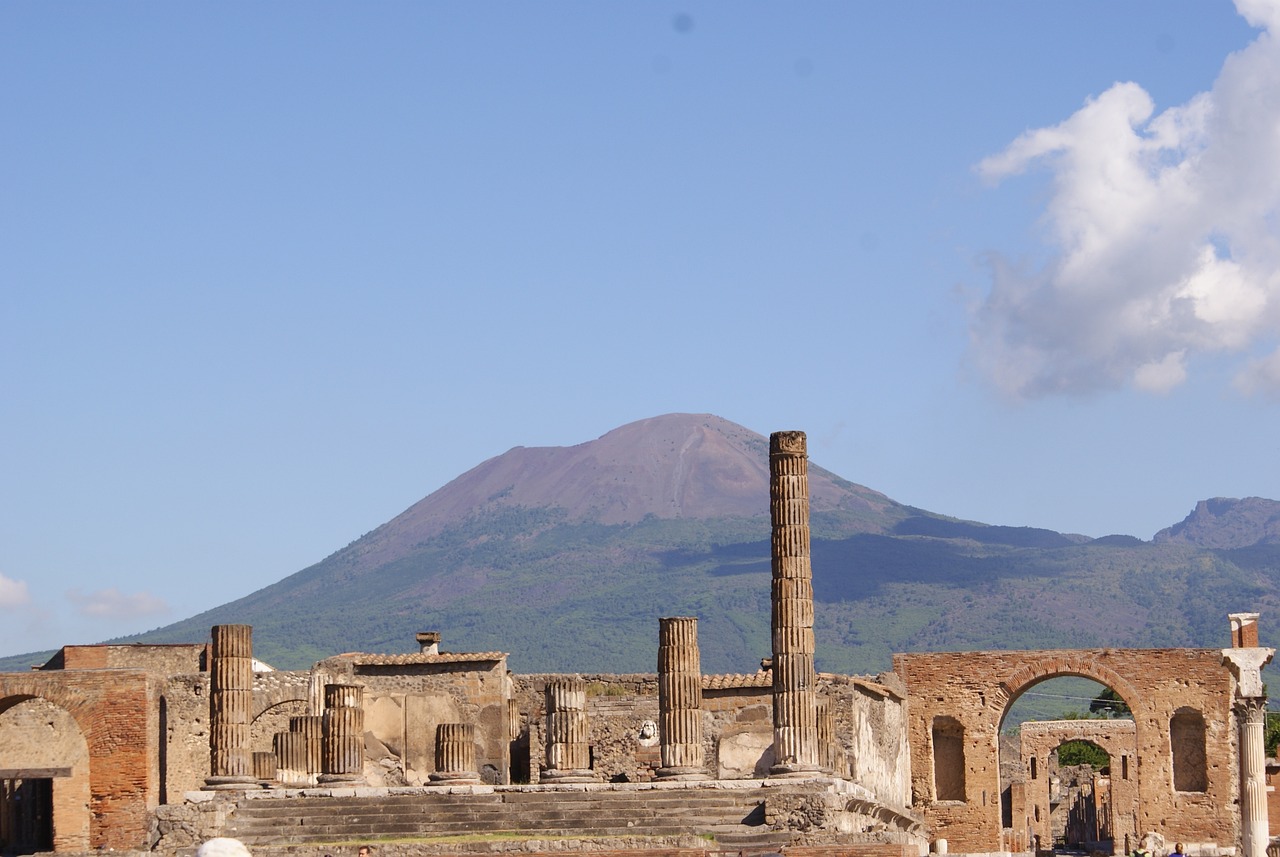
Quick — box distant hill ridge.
[1155,497,1280,549]
[4,413,1278,675]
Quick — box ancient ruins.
[0,431,1275,857]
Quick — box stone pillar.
[816,694,837,774]
[205,624,258,789]
[319,683,365,785]
[657,616,708,780]
[274,731,310,787]
[428,723,481,785]
[769,430,821,776]
[1224,614,1274,857]
[542,678,597,782]
[290,715,323,786]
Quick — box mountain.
[1154,497,1280,548]
[9,414,1280,676]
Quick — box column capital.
[1222,647,1275,698]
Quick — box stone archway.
[894,647,1240,854]
[0,696,90,853]
[1017,717,1138,855]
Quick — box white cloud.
[66,587,169,620]
[971,0,1280,399]
[0,574,31,609]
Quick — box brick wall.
[894,648,1239,853]
[0,670,155,851]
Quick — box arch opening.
[1000,675,1135,857]
[0,696,90,854]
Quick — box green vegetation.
[1089,687,1132,718]
[1057,740,1109,769]
[24,506,1280,679]
[1267,712,1280,757]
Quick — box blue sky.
[2,1,1278,658]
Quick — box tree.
[1058,740,1109,769]
[1266,711,1280,758]
[1089,687,1131,718]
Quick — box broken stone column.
[428,723,481,785]
[274,730,310,787]
[204,624,258,789]
[1224,613,1274,857]
[319,683,365,786]
[290,715,323,786]
[252,751,277,783]
[769,430,821,776]
[542,678,597,782]
[657,616,708,780]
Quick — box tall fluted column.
[1223,613,1274,857]
[769,430,821,776]
[657,617,708,780]
[319,684,365,785]
[542,678,598,782]
[1239,697,1269,857]
[428,723,481,785]
[205,624,258,789]
[290,715,323,786]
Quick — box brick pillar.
[290,715,323,786]
[542,678,597,782]
[274,731,309,787]
[656,616,708,780]
[205,624,258,789]
[319,684,365,785]
[428,723,481,785]
[769,431,821,776]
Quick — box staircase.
[222,785,774,847]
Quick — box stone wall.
[894,648,1239,854]
[162,674,210,799]
[318,655,513,785]
[58,644,206,675]
[516,674,661,783]
[834,674,911,811]
[1018,719,1138,851]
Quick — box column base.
[541,769,599,783]
[202,776,260,791]
[768,763,824,778]
[316,773,365,786]
[655,766,709,781]
[427,771,482,786]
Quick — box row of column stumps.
[204,624,372,789]
[769,430,823,776]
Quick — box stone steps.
[223,787,768,846]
